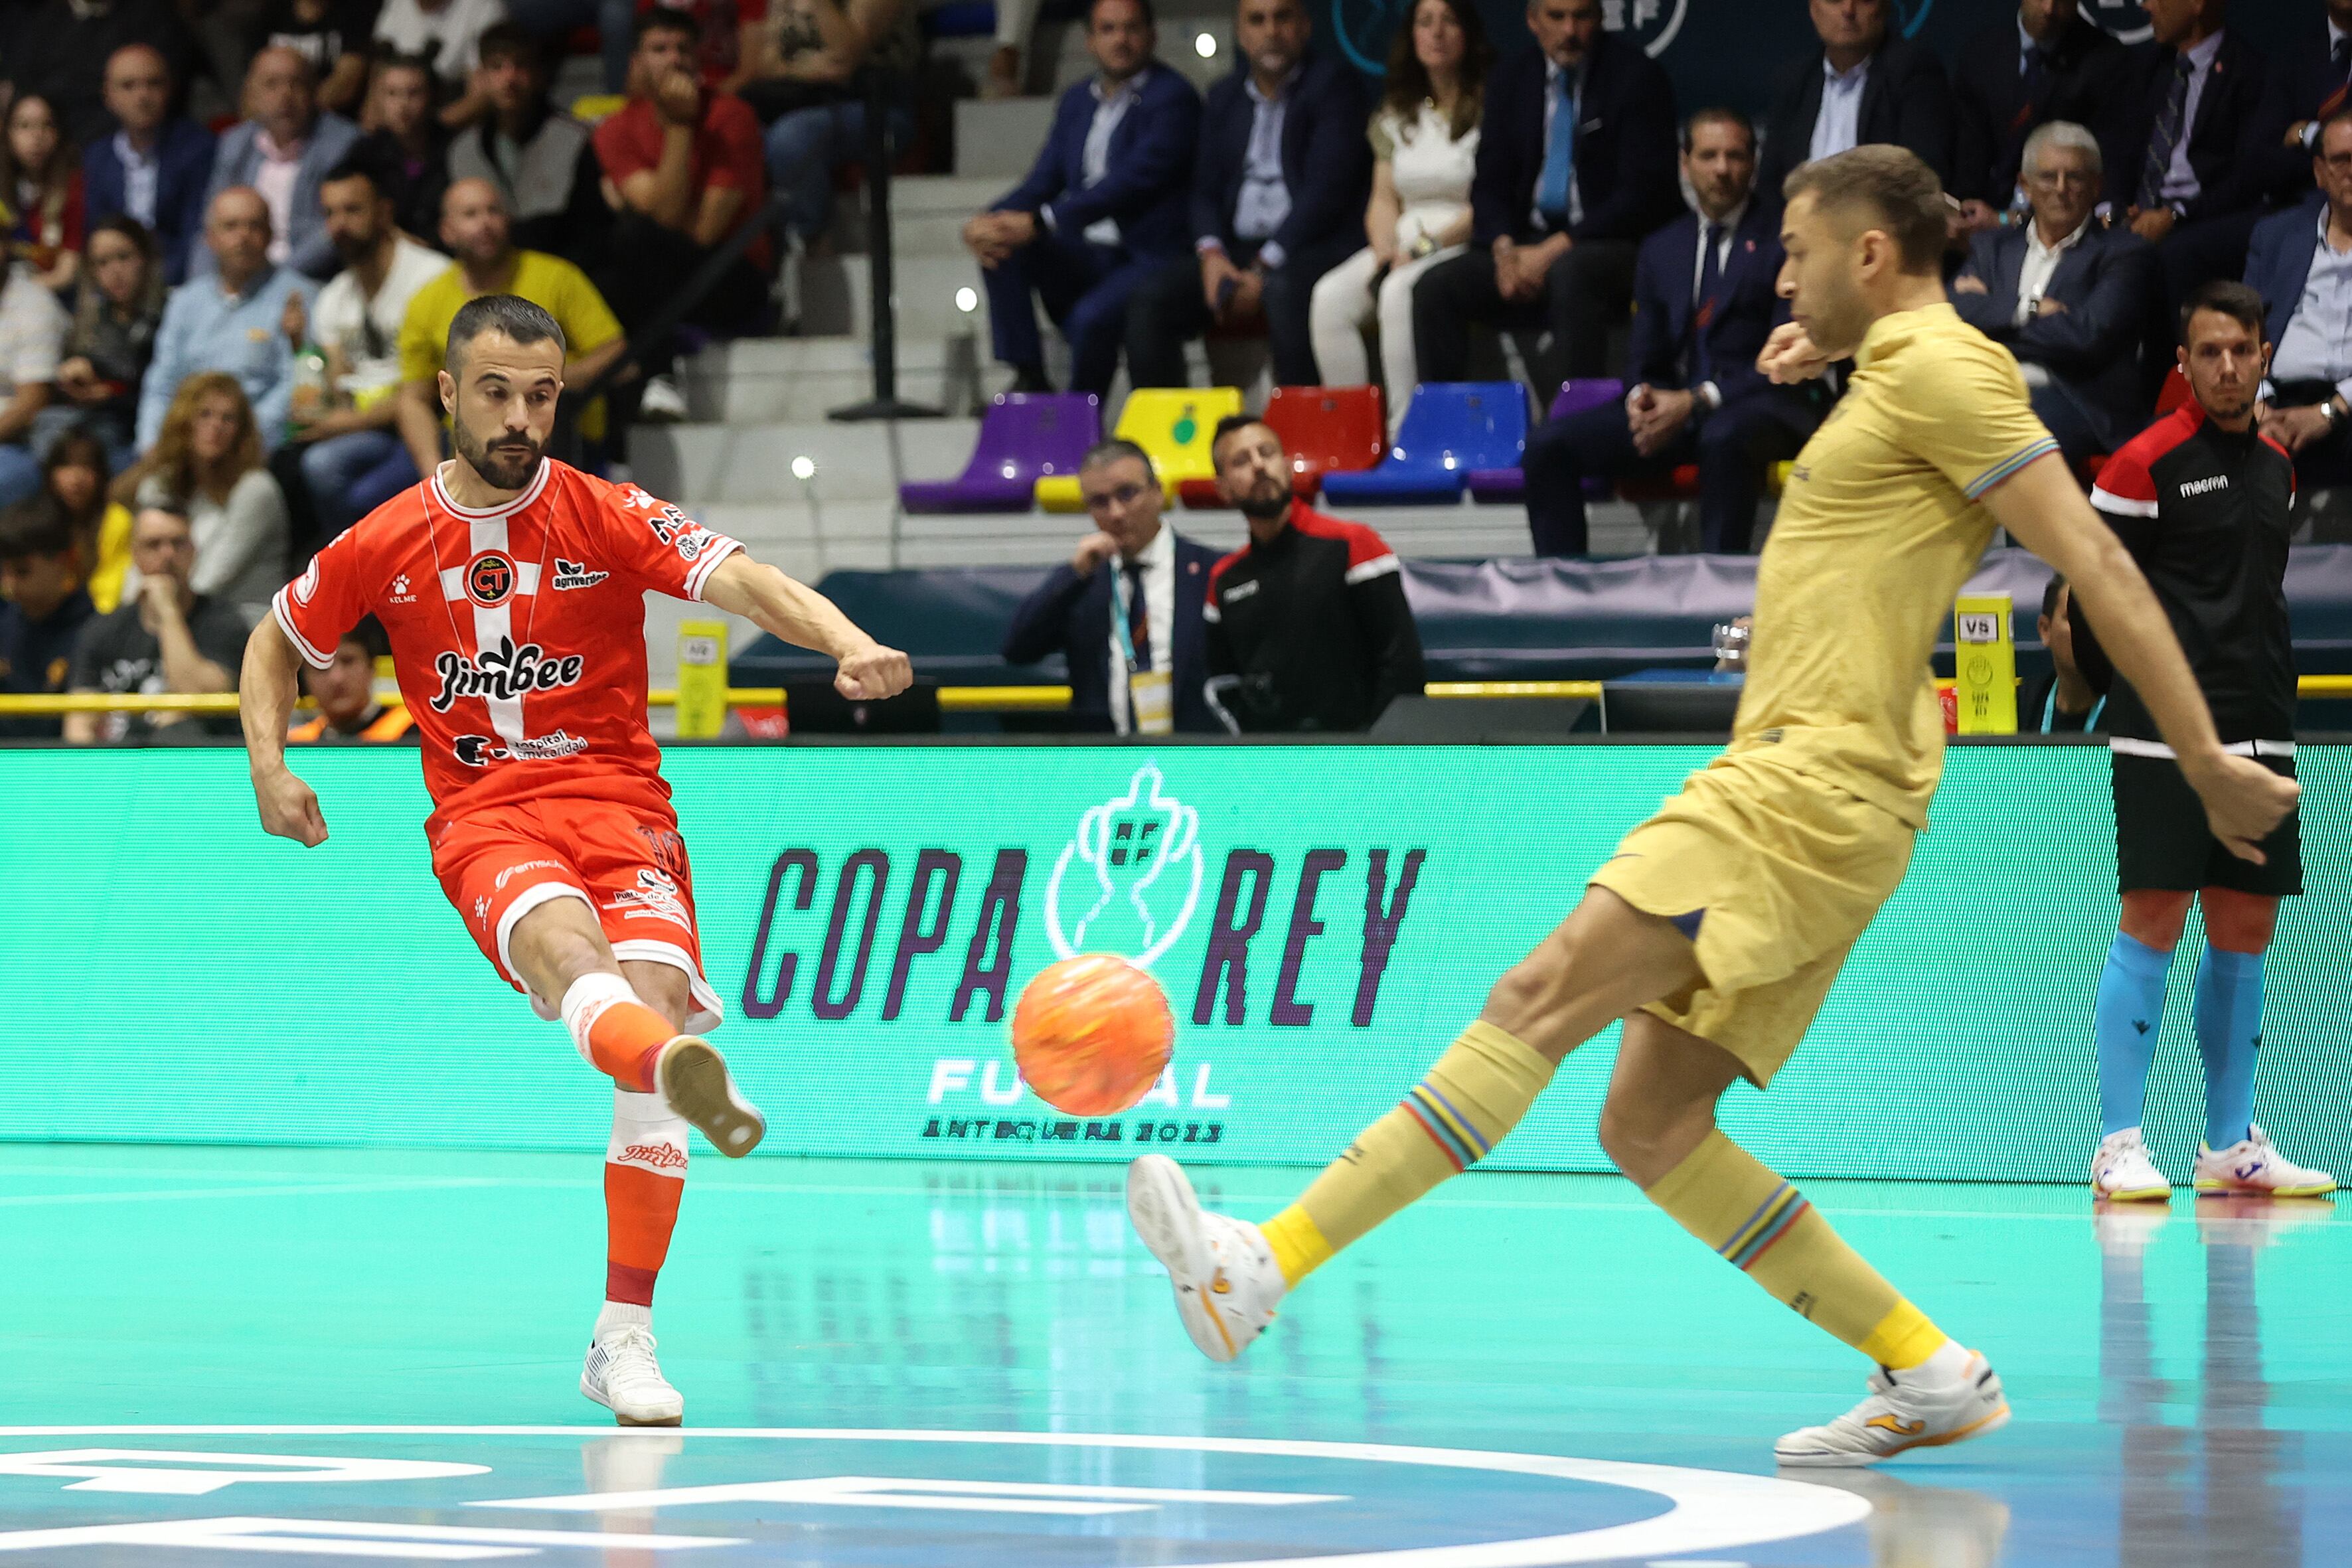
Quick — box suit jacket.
[1000,534,1221,734]
[82,119,216,285]
[1950,220,2157,453]
[198,114,362,281]
[2103,35,2276,221]
[1948,11,2129,206]
[998,64,1200,258]
[2258,19,2351,204]
[1470,33,1678,248]
[1755,37,1953,201]
[1190,53,1371,265]
[2246,195,2331,351]
[1624,200,1786,410]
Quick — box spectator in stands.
[374,0,507,128]
[2110,0,2279,322]
[395,178,626,485]
[1002,438,1220,734]
[3,95,87,295]
[963,0,1200,397]
[2248,111,2352,495]
[1308,0,1485,429]
[0,266,68,507]
[1409,0,1677,394]
[205,47,364,281]
[1123,0,1371,389]
[118,372,289,627]
[44,216,163,469]
[593,10,771,418]
[1202,412,1423,732]
[256,0,376,116]
[741,0,925,268]
[64,501,245,743]
[0,499,96,738]
[507,0,635,96]
[1948,0,2126,234]
[2019,574,2102,732]
[140,188,309,453]
[1950,121,2156,464]
[281,156,449,542]
[1518,108,1812,557]
[451,24,611,268]
[355,54,455,248]
[44,428,132,611]
[291,617,416,741]
[1753,0,1952,199]
[3,0,198,149]
[83,46,215,287]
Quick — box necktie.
[1691,223,1724,381]
[1537,70,1576,223]
[2137,52,2193,210]
[2321,37,2352,121]
[1123,560,1152,672]
[2013,46,2052,131]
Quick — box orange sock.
[560,973,672,1092]
[606,1091,688,1306]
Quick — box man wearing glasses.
[1001,438,1221,734]
[1949,119,2157,464]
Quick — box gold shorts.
[1587,753,1916,1085]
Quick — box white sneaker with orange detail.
[1126,1154,1285,1363]
[2193,1125,2337,1197]
[1774,1344,2011,1467]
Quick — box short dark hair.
[2039,573,2067,623]
[1089,0,1154,25]
[0,497,74,564]
[1784,143,1948,274]
[86,212,157,265]
[2179,279,2266,347]
[368,46,435,84]
[1078,437,1158,483]
[1682,106,1755,155]
[340,614,390,661]
[320,151,391,201]
[1209,412,1275,462]
[475,21,543,70]
[635,8,698,45]
[445,294,568,372]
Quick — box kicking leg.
[2189,890,2333,1196]
[2090,890,2189,1200]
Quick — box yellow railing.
[5,674,2349,718]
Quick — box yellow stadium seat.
[1035,386,1244,511]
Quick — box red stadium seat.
[1180,385,1385,508]
[2154,365,2191,416]
[1615,464,1702,503]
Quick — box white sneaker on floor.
[2193,1125,2337,1197]
[1126,1154,1284,1363]
[638,374,689,422]
[1774,1348,2010,1468]
[2091,1128,2172,1202]
[582,1323,683,1427]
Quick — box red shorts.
[430,797,724,1032]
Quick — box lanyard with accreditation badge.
[1108,556,1172,736]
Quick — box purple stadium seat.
[900,392,1103,513]
[1465,379,1624,504]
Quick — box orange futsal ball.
[1011,955,1175,1117]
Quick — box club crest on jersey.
[552,558,609,590]
[431,637,586,711]
[467,552,517,606]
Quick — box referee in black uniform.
[2074,280,2333,1203]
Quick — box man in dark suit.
[2246,114,2352,492]
[1753,0,1952,200]
[2260,0,2352,204]
[1948,0,2128,231]
[1411,0,1678,390]
[1520,109,1816,556]
[82,44,214,286]
[1950,121,2157,461]
[967,0,1200,396]
[1122,0,1370,388]
[1002,439,1221,734]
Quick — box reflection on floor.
[1,1148,2345,1565]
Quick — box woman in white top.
[114,372,289,629]
[1308,0,1486,430]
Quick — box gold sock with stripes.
[1261,1022,1556,1288]
[1644,1129,1948,1369]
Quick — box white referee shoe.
[2090,1129,2173,1202]
[1775,1346,2011,1468]
[1127,1154,1285,1362]
[2194,1125,2337,1198]
[582,1322,684,1427]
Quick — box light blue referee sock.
[2094,933,2175,1137]
[2193,947,2264,1150]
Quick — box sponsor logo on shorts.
[551,558,609,591]
[494,858,565,891]
[467,552,517,606]
[607,867,692,928]
[617,1140,688,1171]
[473,895,491,923]
[451,730,591,765]
[431,638,586,711]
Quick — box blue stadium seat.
[1320,382,1530,507]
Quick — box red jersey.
[272,459,742,834]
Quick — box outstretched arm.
[240,615,329,846]
[1986,453,2298,862]
[700,551,913,700]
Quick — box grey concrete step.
[679,334,986,422]
[631,419,980,506]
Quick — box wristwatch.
[2325,397,2346,429]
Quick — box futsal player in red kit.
[239,296,912,1425]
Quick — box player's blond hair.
[1783,144,1948,274]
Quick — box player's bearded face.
[455,407,546,491]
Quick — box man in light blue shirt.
[137,187,309,453]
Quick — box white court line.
[0,1179,502,1209]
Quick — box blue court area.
[6,1147,2346,1565]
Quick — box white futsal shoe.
[655,1036,766,1158]
[2090,1129,2173,1202]
[582,1321,684,1427]
[1774,1347,2011,1468]
[1127,1154,1285,1362]
[2193,1125,2337,1198]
